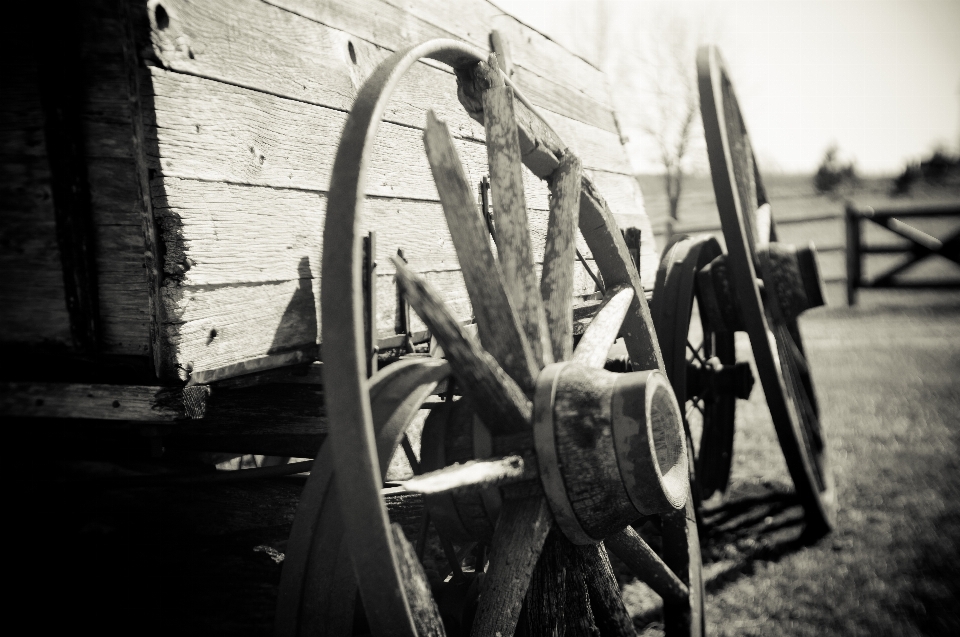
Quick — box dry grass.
[694,290,960,636]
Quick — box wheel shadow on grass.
[698,481,818,594]
[617,482,818,631]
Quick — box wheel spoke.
[605,525,689,604]
[398,453,536,495]
[390,523,446,635]
[540,153,582,362]
[423,110,539,391]
[579,543,636,636]
[400,434,422,475]
[482,56,553,368]
[686,340,706,365]
[572,285,634,369]
[578,175,664,372]
[471,496,553,637]
[393,256,531,435]
[756,202,773,246]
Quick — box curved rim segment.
[321,37,579,635]
[321,39,487,637]
[697,45,836,531]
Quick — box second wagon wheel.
[652,234,745,507]
[696,45,837,535]
[276,40,704,637]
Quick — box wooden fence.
[844,202,960,305]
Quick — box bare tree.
[638,14,707,229]
[601,4,720,235]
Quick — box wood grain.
[423,111,538,390]
[551,367,642,540]
[264,0,616,130]
[471,495,553,637]
[541,153,582,362]
[38,0,102,352]
[581,542,636,636]
[143,69,554,204]
[0,381,208,422]
[0,154,72,344]
[606,525,688,604]
[391,523,445,636]
[483,76,552,367]
[399,454,534,495]
[150,178,599,288]
[579,178,665,373]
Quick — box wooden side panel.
[135,0,652,380]
[0,0,151,357]
[0,34,73,345]
[81,1,152,356]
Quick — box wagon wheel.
[652,235,742,507]
[276,40,704,636]
[697,45,836,535]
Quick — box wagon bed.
[2,0,657,458]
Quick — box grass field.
[694,289,960,636]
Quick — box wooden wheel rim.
[653,235,738,500]
[697,45,837,533]
[321,39,489,637]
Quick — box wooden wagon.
[1,1,835,634]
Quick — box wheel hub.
[686,357,755,401]
[533,362,688,544]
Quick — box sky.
[495,0,960,175]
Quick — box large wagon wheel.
[652,235,745,506]
[696,45,836,535]
[276,40,704,636]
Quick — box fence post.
[844,203,861,305]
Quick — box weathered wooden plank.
[374,0,611,107]
[0,184,73,341]
[0,56,73,347]
[38,2,103,352]
[151,178,598,287]
[267,0,610,108]
[145,69,566,204]
[78,1,152,358]
[126,0,652,381]
[98,282,151,356]
[540,109,632,176]
[259,0,616,131]
[510,66,618,135]
[143,0,484,138]
[0,381,208,421]
[165,263,599,381]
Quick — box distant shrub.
[891,150,960,195]
[814,145,858,194]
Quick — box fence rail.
[845,202,960,305]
